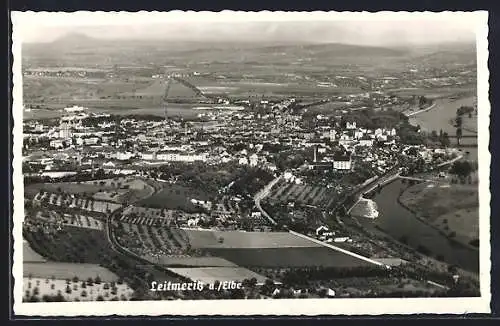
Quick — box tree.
[450,161,473,178]
[456,128,462,144]
[430,130,438,141]
[440,132,450,147]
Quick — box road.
[253,174,282,226]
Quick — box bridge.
[398,176,446,183]
[162,73,214,119]
[169,76,209,99]
[447,135,477,139]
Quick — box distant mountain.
[22,31,473,68]
[51,32,99,45]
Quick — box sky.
[12,11,483,46]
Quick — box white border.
[12,11,491,316]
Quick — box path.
[253,174,282,226]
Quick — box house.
[249,154,259,167]
[49,139,64,149]
[358,136,374,147]
[329,129,337,141]
[294,178,303,185]
[316,225,329,236]
[333,153,352,171]
[376,134,388,142]
[251,211,262,219]
[116,151,134,161]
[346,121,357,129]
[141,152,156,161]
[84,137,100,145]
[238,157,249,165]
[103,161,116,168]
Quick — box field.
[183,230,323,249]
[167,267,268,285]
[23,221,184,299]
[399,182,479,248]
[33,191,122,216]
[25,177,153,204]
[114,222,191,258]
[144,256,238,267]
[130,78,205,101]
[28,208,105,230]
[24,262,119,282]
[267,181,337,209]
[204,247,375,268]
[23,277,134,302]
[137,184,211,211]
[23,240,47,262]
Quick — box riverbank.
[405,102,437,117]
[408,96,476,134]
[397,181,479,252]
[370,179,478,273]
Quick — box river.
[408,96,478,160]
[361,180,479,273]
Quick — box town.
[21,29,480,303]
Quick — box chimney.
[313,146,318,163]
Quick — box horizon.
[26,30,478,49]
[14,12,480,47]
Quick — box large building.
[333,152,352,171]
[156,151,207,163]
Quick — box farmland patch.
[24,262,119,282]
[204,247,375,268]
[184,229,323,249]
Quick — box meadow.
[183,229,323,249]
[399,182,479,249]
[204,247,375,268]
[137,183,210,212]
[24,262,119,282]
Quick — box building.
[346,121,357,130]
[141,152,156,161]
[116,151,134,161]
[156,151,207,163]
[333,153,352,171]
[358,137,374,147]
[84,137,100,146]
[59,122,72,139]
[49,139,64,149]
